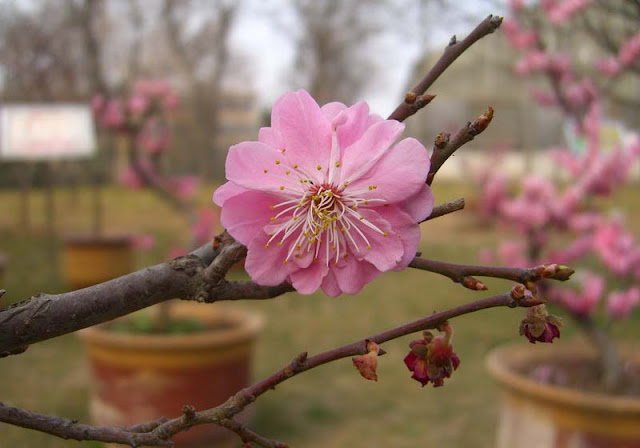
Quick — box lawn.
[0,181,638,447]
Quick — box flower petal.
[332,258,381,295]
[212,182,248,207]
[350,208,404,271]
[346,137,429,204]
[258,127,281,148]
[376,205,421,271]
[289,257,330,294]
[339,120,405,184]
[334,101,370,150]
[321,270,342,297]
[271,90,332,179]
[225,141,300,194]
[401,183,435,222]
[321,102,347,122]
[245,232,292,286]
[219,190,277,246]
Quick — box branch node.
[182,405,197,423]
[449,35,457,46]
[404,92,417,104]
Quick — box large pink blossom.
[213,90,433,296]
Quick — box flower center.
[265,167,388,266]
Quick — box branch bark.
[387,14,503,122]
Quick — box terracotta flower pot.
[79,303,263,447]
[62,235,133,290]
[486,342,640,448]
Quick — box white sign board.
[0,104,96,160]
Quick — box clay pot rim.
[78,306,264,351]
[63,234,132,247]
[486,341,640,415]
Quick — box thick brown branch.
[387,14,503,122]
[409,257,574,290]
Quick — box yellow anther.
[304,232,310,237]
[372,185,377,190]
[269,205,275,210]
[309,238,316,244]
[314,257,319,263]
[279,186,285,190]
[343,181,349,187]
[275,160,281,165]
[277,242,282,247]
[316,165,322,171]
[364,200,369,205]
[366,245,372,250]
[332,245,337,251]
[368,185,373,191]
[295,244,301,250]
[264,169,268,173]
[294,164,299,168]
[270,217,276,222]
[340,227,346,232]
[282,148,287,153]
[335,161,341,168]
[285,170,291,175]
[264,244,270,248]
[293,216,298,221]
[353,205,358,210]
[359,217,364,221]
[283,260,288,265]
[383,231,388,237]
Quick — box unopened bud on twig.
[511,284,526,300]
[405,92,417,104]
[462,276,488,291]
[434,132,450,150]
[470,106,494,136]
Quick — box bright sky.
[230,0,505,115]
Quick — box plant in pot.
[476,2,640,446]
[81,80,262,447]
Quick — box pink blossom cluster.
[542,0,591,25]
[596,32,640,77]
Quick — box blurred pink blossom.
[128,94,149,116]
[607,288,640,319]
[172,175,198,201]
[546,0,591,24]
[131,234,156,251]
[595,58,621,77]
[618,32,640,66]
[192,208,220,245]
[548,273,604,316]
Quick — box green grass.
[0,182,638,447]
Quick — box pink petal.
[271,90,332,178]
[332,258,381,295]
[258,127,281,148]
[346,137,429,204]
[340,120,405,184]
[354,209,404,271]
[334,101,370,150]
[225,141,296,194]
[245,232,292,286]
[401,183,435,222]
[219,190,279,246]
[321,102,347,122]
[289,256,330,294]
[321,270,342,297]
[376,205,421,271]
[212,182,248,206]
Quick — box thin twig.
[387,14,503,123]
[422,198,465,222]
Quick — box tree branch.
[409,258,574,291]
[387,14,503,122]
[422,198,465,222]
[0,291,542,447]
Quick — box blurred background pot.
[62,235,133,290]
[79,302,263,448]
[486,342,640,448]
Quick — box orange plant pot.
[79,303,263,447]
[62,236,133,290]
[486,343,640,448]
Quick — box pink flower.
[193,208,220,245]
[213,90,434,296]
[128,94,149,116]
[131,234,155,251]
[99,100,125,129]
[546,0,591,25]
[607,288,640,319]
[172,175,197,201]
[618,32,640,66]
[548,273,604,316]
[595,58,621,77]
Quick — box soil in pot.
[80,302,263,448]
